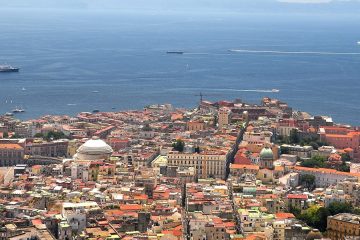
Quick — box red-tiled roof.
[234,154,252,165]
[32,219,42,225]
[230,164,259,170]
[0,143,23,150]
[119,204,142,211]
[275,212,295,219]
[287,194,308,199]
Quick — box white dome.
[77,137,113,156]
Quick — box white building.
[293,166,360,188]
[62,202,100,233]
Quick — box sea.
[0,8,359,125]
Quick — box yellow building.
[167,151,228,179]
[327,213,360,240]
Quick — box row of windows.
[169,155,224,161]
[0,151,23,157]
[169,160,224,166]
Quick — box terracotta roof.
[32,219,42,225]
[275,212,295,219]
[234,154,252,165]
[0,143,23,150]
[162,230,182,237]
[119,204,142,211]
[230,164,259,170]
[287,194,308,199]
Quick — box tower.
[218,108,230,128]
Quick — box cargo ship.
[0,64,19,72]
[166,51,184,54]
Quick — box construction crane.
[194,92,222,103]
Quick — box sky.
[0,0,359,12]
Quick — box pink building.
[319,126,360,161]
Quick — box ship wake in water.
[229,49,360,55]
[168,88,280,93]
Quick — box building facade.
[327,213,360,240]
[167,151,228,179]
[0,143,24,166]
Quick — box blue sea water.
[0,8,359,125]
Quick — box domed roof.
[260,147,274,160]
[77,137,113,155]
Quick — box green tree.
[44,131,67,141]
[34,133,44,138]
[289,129,300,144]
[280,146,290,154]
[309,142,319,150]
[316,140,327,148]
[289,205,301,217]
[300,174,316,190]
[194,146,201,154]
[3,132,9,138]
[10,133,20,139]
[301,155,326,168]
[299,202,355,233]
[341,153,351,162]
[315,207,330,232]
[172,139,185,152]
[336,163,350,172]
[299,205,329,232]
[353,208,360,215]
[327,202,352,216]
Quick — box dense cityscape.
[0,97,359,239]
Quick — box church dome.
[75,137,113,161]
[77,137,113,155]
[260,147,274,160]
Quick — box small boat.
[357,41,360,45]
[0,64,19,72]
[92,109,100,113]
[166,51,184,54]
[111,107,116,110]
[92,90,100,93]
[271,89,280,93]
[21,87,26,91]
[5,112,14,116]
[12,107,25,113]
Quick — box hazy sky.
[0,0,359,12]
